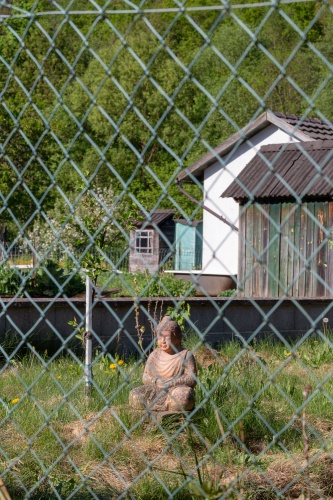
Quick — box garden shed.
[129,209,175,273]
[177,111,333,286]
[222,140,333,298]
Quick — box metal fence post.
[84,274,93,397]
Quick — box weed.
[218,289,237,297]
[302,384,312,500]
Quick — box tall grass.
[1,333,333,498]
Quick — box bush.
[102,270,196,297]
[0,260,85,298]
[0,266,22,296]
[0,265,194,298]
[27,260,85,297]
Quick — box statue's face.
[157,330,181,354]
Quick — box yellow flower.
[117,360,124,366]
[285,352,291,357]
[12,398,20,404]
[109,364,116,369]
[104,370,110,374]
[24,445,28,449]
[56,375,61,379]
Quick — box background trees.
[1,1,333,240]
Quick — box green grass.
[97,269,196,298]
[1,334,333,498]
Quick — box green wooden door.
[175,222,202,270]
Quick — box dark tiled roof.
[136,209,175,228]
[221,140,333,201]
[274,112,333,140]
[178,111,333,182]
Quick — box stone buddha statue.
[129,316,197,412]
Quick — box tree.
[2,0,333,237]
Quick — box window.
[135,230,153,254]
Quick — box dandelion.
[56,375,61,379]
[285,352,291,357]
[117,360,124,366]
[109,363,116,369]
[11,398,20,404]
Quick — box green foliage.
[186,480,226,499]
[0,263,195,299]
[166,302,191,332]
[0,260,85,298]
[67,316,86,346]
[26,260,85,297]
[0,2,333,240]
[1,333,333,498]
[27,187,137,298]
[0,266,22,296]
[102,270,196,298]
[300,340,333,369]
[218,289,237,297]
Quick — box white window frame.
[135,230,154,254]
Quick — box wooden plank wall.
[238,201,333,298]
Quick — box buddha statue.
[129,316,197,412]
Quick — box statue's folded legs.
[130,384,195,412]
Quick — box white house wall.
[202,125,299,276]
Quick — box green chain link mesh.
[1,1,333,498]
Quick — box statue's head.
[156,316,182,354]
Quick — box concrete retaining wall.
[1,297,332,356]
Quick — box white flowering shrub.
[25,187,134,266]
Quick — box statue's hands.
[156,376,180,389]
[156,377,167,389]
[156,377,175,389]
[166,375,190,388]
[155,374,185,389]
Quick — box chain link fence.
[1,1,333,498]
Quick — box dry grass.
[246,454,333,499]
[1,336,333,498]
[194,346,229,369]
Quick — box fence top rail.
[1,296,332,305]
[0,2,305,19]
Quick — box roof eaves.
[177,112,271,182]
[267,113,314,143]
[177,111,315,182]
